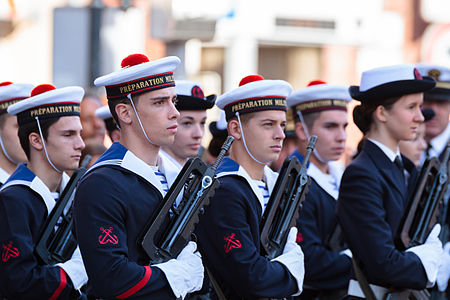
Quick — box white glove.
[437,242,450,292]
[154,241,204,299]
[56,247,88,290]
[271,227,304,296]
[407,224,443,287]
[340,248,353,259]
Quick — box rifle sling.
[352,258,378,300]
[205,265,227,300]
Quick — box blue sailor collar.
[217,157,278,213]
[89,142,176,197]
[0,167,10,185]
[0,163,70,216]
[307,161,344,200]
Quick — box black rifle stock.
[395,142,450,250]
[35,155,91,265]
[260,135,317,260]
[140,136,234,264]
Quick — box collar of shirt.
[217,157,278,213]
[1,163,70,215]
[0,167,10,184]
[159,149,183,170]
[430,122,450,157]
[367,138,400,162]
[307,161,344,200]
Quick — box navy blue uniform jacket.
[73,142,179,299]
[290,150,351,291]
[195,157,298,299]
[0,164,80,299]
[336,140,428,289]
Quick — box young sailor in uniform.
[416,64,450,163]
[160,80,215,170]
[0,84,88,299]
[0,82,33,185]
[336,64,443,299]
[72,53,204,299]
[195,75,305,299]
[287,80,352,299]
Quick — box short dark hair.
[18,118,60,160]
[108,94,140,129]
[292,110,321,130]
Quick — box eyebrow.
[259,118,285,123]
[148,95,175,102]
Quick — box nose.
[192,123,204,140]
[76,134,86,151]
[275,124,286,140]
[169,100,180,120]
[94,116,105,129]
[416,107,425,123]
[337,127,347,142]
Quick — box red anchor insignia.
[224,233,241,253]
[98,226,119,245]
[2,241,19,262]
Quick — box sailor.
[160,80,215,170]
[416,63,450,163]
[0,84,88,298]
[287,80,352,299]
[336,64,443,299]
[72,53,204,299]
[195,75,305,299]
[0,82,33,185]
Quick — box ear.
[295,122,308,142]
[115,103,132,125]
[227,119,242,140]
[374,105,388,123]
[29,132,43,151]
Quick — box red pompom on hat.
[0,82,13,87]
[307,80,327,86]
[121,53,150,68]
[94,54,180,100]
[31,84,56,97]
[239,75,264,87]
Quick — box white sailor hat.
[287,80,352,114]
[209,110,227,138]
[174,80,216,110]
[0,82,34,114]
[95,105,117,132]
[95,105,112,120]
[349,64,436,102]
[416,63,450,101]
[8,84,84,126]
[216,75,292,121]
[94,53,180,101]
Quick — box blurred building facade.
[0,0,447,152]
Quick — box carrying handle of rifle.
[302,136,317,169]
[211,136,234,171]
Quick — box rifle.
[35,155,91,265]
[140,136,234,263]
[260,135,317,260]
[395,142,450,250]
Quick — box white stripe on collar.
[218,164,278,214]
[1,171,70,216]
[0,167,10,185]
[307,161,344,200]
[159,149,183,170]
[89,147,177,198]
